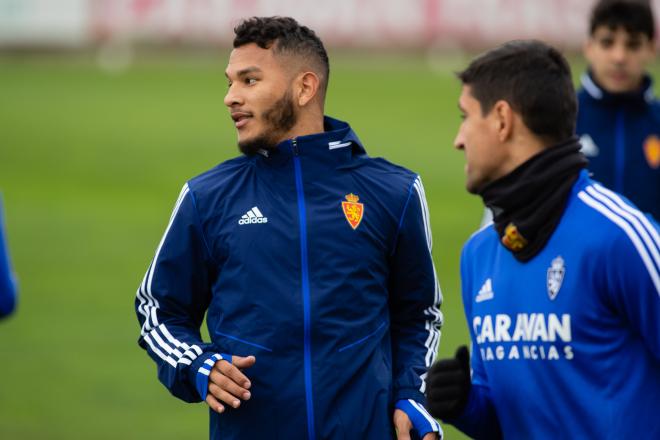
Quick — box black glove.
[426,345,471,420]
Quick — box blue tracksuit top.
[0,195,17,318]
[576,72,660,220]
[135,117,443,439]
[451,170,660,439]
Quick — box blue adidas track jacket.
[577,72,660,220]
[135,117,443,439]
[0,195,16,318]
[451,171,660,439]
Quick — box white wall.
[1,0,659,49]
[0,0,88,46]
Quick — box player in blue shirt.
[0,195,17,319]
[426,40,660,438]
[578,0,659,219]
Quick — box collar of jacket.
[252,116,367,168]
[580,70,655,106]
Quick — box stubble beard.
[238,90,298,156]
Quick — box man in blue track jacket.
[135,17,442,440]
[426,40,660,438]
[0,195,17,319]
[577,0,659,219]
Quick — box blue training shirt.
[451,170,660,439]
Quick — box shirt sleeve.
[0,195,17,318]
[388,175,443,404]
[597,190,660,361]
[444,242,501,439]
[135,183,221,402]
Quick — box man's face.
[585,26,655,93]
[224,43,298,154]
[454,85,507,194]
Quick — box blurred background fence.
[2,0,660,50]
[0,1,658,439]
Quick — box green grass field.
[0,51,657,439]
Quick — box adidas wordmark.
[238,207,268,225]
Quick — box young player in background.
[578,0,659,219]
[426,40,660,439]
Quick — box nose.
[224,84,243,108]
[453,131,465,151]
[610,42,627,64]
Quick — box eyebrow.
[225,66,262,78]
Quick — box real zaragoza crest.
[341,193,364,230]
[643,135,660,169]
[547,256,565,300]
[502,223,528,252]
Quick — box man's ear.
[296,71,320,107]
[492,100,514,142]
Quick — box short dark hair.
[458,40,576,144]
[233,16,330,96]
[589,0,655,40]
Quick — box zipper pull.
[291,138,299,156]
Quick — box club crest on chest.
[547,256,565,300]
[341,193,364,230]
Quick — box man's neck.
[499,134,547,179]
[282,114,325,141]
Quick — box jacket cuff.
[394,387,425,404]
[189,352,227,400]
[395,399,443,439]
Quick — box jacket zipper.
[292,138,316,440]
[614,110,625,193]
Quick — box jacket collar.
[580,70,655,105]
[255,116,366,166]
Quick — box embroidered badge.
[341,193,364,230]
[643,135,660,169]
[547,256,565,300]
[501,223,528,251]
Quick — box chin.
[238,132,279,156]
[602,81,624,92]
[465,180,479,194]
[603,76,638,93]
[466,184,480,195]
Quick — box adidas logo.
[579,134,599,157]
[238,207,268,225]
[475,278,494,303]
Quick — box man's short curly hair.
[233,16,330,97]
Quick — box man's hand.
[205,355,256,413]
[426,345,471,420]
[393,409,439,440]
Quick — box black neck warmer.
[479,138,588,262]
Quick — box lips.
[607,68,629,82]
[231,111,252,129]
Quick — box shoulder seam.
[186,181,221,266]
[577,184,660,295]
[389,175,417,256]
